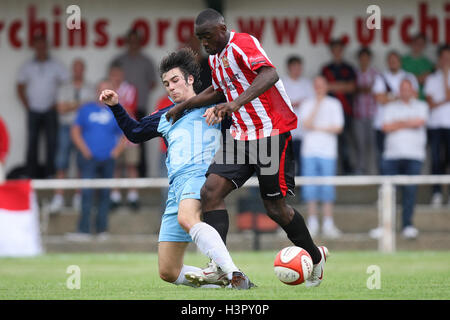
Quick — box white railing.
[31,175,450,253]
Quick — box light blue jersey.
[109,102,222,242]
[157,107,221,183]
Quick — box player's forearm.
[108,103,158,143]
[233,67,279,109]
[184,85,224,109]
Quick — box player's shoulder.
[231,32,259,48]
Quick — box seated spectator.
[107,62,140,210]
[281,55,314,176]
[402,33,434,101]
[424,44,450,207]
[65,80,126,241]
[321,38,356,175]
[370,79,428,240]
[299,76,344,239]
[49,58,96,213]
[16,33,69,178]
[353,47,378,175]
[372,50,418,173]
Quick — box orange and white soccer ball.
[274,246,313,285]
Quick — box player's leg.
[200,133,256,245]
[200,173,235,244]
[178,198,240,285]
[158,203,222,288]
[179,172,254,289]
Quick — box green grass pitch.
[0,251,449,300]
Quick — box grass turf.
[0,250,449,300]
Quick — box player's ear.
[187,75,194,86]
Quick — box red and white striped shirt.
[209,31,297,140]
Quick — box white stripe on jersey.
[227,43,273,138]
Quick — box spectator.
[0,116,9,183]
[370,79,428,239]
[112,29,158,178]
[424,44,450,207]
[49,58,96,213]
[321,38,357,175]
[402,33,434,100]
[299,76,344,239]
[16,33,69,178]
[282,55,314,176]
[66,80,126,241]
[107,62,140,210]
[353,47,378,175]
[372,50,418,173]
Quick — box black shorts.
[206,131,295,200]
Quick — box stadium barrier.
[32,175,450,253]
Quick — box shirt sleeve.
[333,99,345,127]
[423,75,435,98]
[372,74,386,94]
[234,34,274,72]
[73,106,85,127]
[17,63,29,84]
[108,103,164,143]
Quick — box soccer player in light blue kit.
[99,48,252,289]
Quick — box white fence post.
[378,181,396,253]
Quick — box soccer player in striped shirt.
[166,9,328,288]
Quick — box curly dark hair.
[159,48,202,94]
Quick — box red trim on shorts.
[278,135,292,197]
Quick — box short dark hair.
[357,47,372,58]
[437,43,450,57]
[109,60,123,71]
[411,32,427,44]
[287,55,303,66]
[195,8,224,25]
[328,38,345,49]
[159,48,202,93]
[386,50,401,60]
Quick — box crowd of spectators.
[285,34,449,239]
[10,30,450,240]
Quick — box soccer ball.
[274,246,313,285]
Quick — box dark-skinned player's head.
[159,48,202,102]
[194,8,229,55]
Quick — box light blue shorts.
[158,174,206,242]
[301,157,337,202]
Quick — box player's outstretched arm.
[99,89,162,143]
[207,66,279,125]
[165,85,225,123]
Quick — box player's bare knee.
[159,269,178,283]
[177,214,190,233]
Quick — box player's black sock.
[202,210,229,245]
[282,209,321,264]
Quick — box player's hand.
[99,89,119,106]
[203,107,222,126]
[165,101,188,124]
[211,101,239,124]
